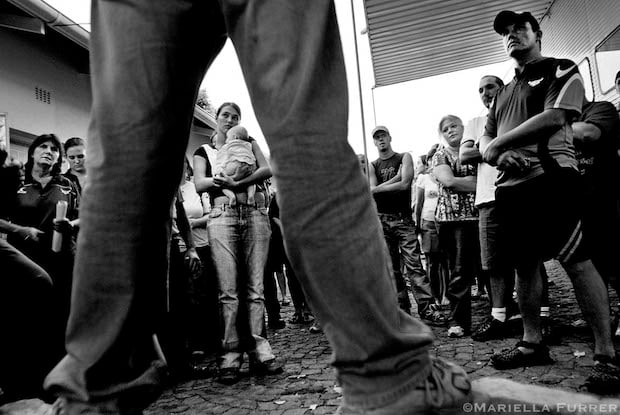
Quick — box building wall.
[186,126,213,166]
[542,0,620,106]
[0,26,91,161]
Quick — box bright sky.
[43,0,515,160]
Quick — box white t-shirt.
[463,114,498,206]
[416,173,440,222]
[179,180,209,248]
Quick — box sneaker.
[335,357,473,414]
[309,322,322,334]
[472,318,507,341]
[585,353,620,395]
[420,309,448,327]
[447,325,465,338]
[491,340,554,370]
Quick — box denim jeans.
[437,221,479,331]
[207,204,273,369]
[420,219,450,303]
[379,214,435,316]
[44,0,434,411]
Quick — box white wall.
[0,27,91,144]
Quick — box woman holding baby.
[193,102,278,384]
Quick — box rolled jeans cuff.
[341,355,432,409]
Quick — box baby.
[214,125,257,206]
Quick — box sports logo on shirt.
[556,65,576,78]
[528,77,544,87]
[58,185,73,195]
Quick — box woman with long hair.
[193,102,277,384]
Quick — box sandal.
[585,353,620,395]
[491,340,553,370]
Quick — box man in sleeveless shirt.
[369,126,446,326]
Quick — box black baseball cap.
[494,10,540,34]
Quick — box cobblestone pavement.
[145,260,620,414]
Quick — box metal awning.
[363,0,553,87]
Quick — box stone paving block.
[281,408,309,415]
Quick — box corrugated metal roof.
[363,0,554,87]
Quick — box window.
[578,58,594,101]
[594,25,620,94]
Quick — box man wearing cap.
[369,125,445,326]
[482,10,620,393]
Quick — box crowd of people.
[1,4,620,414]
[367,9,620,397]
[0,101,323,400]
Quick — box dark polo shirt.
[485,57,584,187]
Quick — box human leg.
[472,203,513,341]
[563,260,614,357]
[490,258,554,369]
[208,206,244,373]
[276,270,289,304]
[194,245,221,353]
[439,222,474,335]
[242,205,276,365]
[380,217,411,313]
[563,259,620,394]
[396,219,435,317]
[0,239,54,400]
[45,1,227,408]
[221,1,470,410]
[286,258,313,324]
[263,238,283,328]
[420,219,443,303]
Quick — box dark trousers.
[380,215,435,315]
[437,221,479,331]
[0,239,54,398]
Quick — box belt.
[378,212,409,221]
[211,202,266,211]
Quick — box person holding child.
[193,102,279,384]
[214,125,257,206]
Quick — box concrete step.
[472,378,620,414]
[0,399,51,415]
[2,378,619,415]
